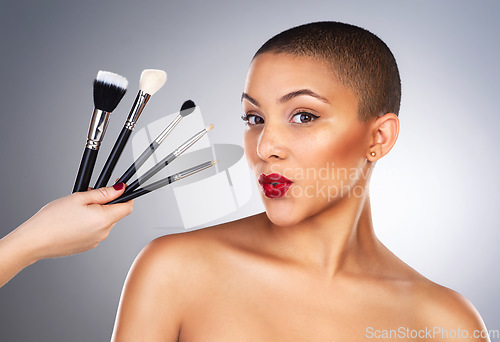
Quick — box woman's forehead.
[244,53,356,109]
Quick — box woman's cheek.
[243,129,259,168]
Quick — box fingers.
[102,200,134,223]
[70,183,133,229]
[77,183,127,205]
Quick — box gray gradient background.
[0,0,499,340]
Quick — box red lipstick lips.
[258,173,292,198]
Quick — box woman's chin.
[259,191,309,227]
[261,192,333,228]
[265,211,301,227]
[263,201,305,227]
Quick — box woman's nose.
[256,123,288,161]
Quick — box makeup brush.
[94,69,167,189]
[115,100,196,185]
[72,71,128,193]
[107,160,217,204]
[123,124,214,195]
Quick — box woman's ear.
[367,113,399,162]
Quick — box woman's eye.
[241,114,264,125]
[290,112,319,124]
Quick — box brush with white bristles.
[123,123,214,195]
[73,70,128,193]
[94,69,167,188]
[107,160,217,204]
[115,100,197,185]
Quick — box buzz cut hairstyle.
[254,21,401,121]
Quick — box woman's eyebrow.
[279,89,330,104]
[241,89,329,107]
[241,93,260,107]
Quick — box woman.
[112,22,488,341]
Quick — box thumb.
[78,183,127,205]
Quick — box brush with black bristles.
[94,69,167,189]
[115,100,196,186]
[72,71,128,193]
[107,160,217,204]
[123,123,214,195]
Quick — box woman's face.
[242,52,373,227]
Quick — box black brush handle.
[123,153,175,195]
[73,148,98,193]
[95,127,132,188]
[115,141,159,185]
[107,188,150,204]
[107,176,174,204]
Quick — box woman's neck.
[260,191,380,277]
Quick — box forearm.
[0,224,39,288]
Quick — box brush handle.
[107,176,174,204]
[115,141,159,185]
[124,152,176,194]
[73,148,98,193]
[95,127,132,188]
[107,188,150,204]
[109,160,215,204]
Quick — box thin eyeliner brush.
[94,69,167,188]
[73,71,128,193]
[115,100,196,186]
[107,160,217,204]
[123,124,214,195]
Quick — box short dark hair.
[254,21,401,121]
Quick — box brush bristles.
[180,99,196,117]
[211,160,218,166]
[139,69,167,95]
[93,71,128,112]
[96,70,128,89]
[206,124,214,132]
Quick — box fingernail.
[113,182,125,191]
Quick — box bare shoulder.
[131,212,269,299]
[412,279,489,340]
[144,211,266,259]
[364,246,488,340]
[112,214,263,341]
[124,212,266,294]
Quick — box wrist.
[0,224,41,287]
[6,222,43,266]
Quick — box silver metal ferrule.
[172,161,214,181]
[86,109,111,150]
[124,90,151,130]
[173,128,208,157]
[154,114,182,144]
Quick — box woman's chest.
[177,274,417,342]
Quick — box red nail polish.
[113,182,125,191]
